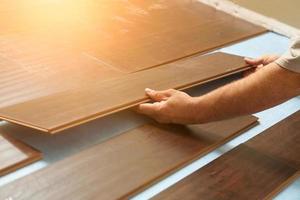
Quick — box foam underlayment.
[198,0,300,38]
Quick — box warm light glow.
[0,0,209,72]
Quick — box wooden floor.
[0,116,257,200]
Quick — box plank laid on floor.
[246,111,300,169]
[0,115,258,200]
[157,111,300,199]
[0,133,42,176]
[154,145,298,200]
[0,0,266,73]
[0,52,253,133]
[230,0,300,29]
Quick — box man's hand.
[244,55,279,76]
[137,88,198,124]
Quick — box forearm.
[193,63,300,123]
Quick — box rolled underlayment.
[198,0,300,38]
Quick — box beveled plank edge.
[0,117,48,133]
[123,117,259,199]
[0,133,42,177]
[0,152,42,177]
[130,28,267,73]
[264,172,300,200]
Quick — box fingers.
[137,102,171,124]
[137,102,161,116]
[145,88,176,101]
[264,55,279,64]
[245,55,279,66]
[244,57,264,66]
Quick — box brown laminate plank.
[246,111,300,169]
[0,0,266,73]
[154,111,300,200]
[0,52,252,133]
[0,133,42,176]
[154,145,298,200]
[0,115,258,200]
[0,50,123,109]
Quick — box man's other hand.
[244,55,279,76]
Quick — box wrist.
[189,96,207,124]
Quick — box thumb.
[145,88,171,101]
[244,57,263,66]
[137,102,161,116]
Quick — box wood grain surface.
[246,111,300,169]
[154,145,298,200]
[154,111,300,199]
[0,133,42,176]
[0,115,258,200]
[0,52,253,133]
[0,0,265,73]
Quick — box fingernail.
[145,88,154,93]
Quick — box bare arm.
[137,61,300,124]
[193,62,300,123]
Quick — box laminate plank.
[0,115,258,200]
[0,50,123,109]
[0,52,252,133]
[246,111,300,169]
[0,133,42,176]
[154,145,298,200]
[0,0,266,72]
[230,0,300,29]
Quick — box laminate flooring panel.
[246,111,300,169]
[154,112,300,199]
[0,0,266,72]
[0,133,42,176]
[0,52,253,133]
[0,115,258,200]
[0,49,123,109]
[231,0,300,29]
[154,145,298,200]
